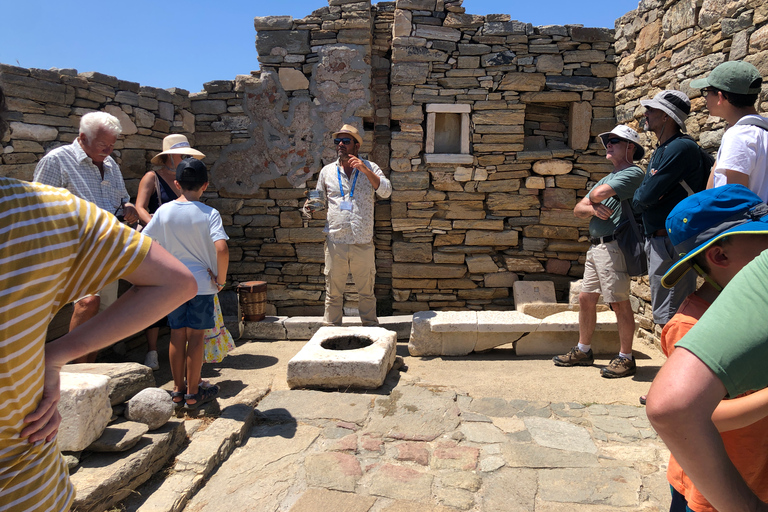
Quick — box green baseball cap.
[691,61,762,95]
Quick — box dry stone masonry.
[2,0,767,343]
[613,0,768,342]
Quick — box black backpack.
[679,134,714,196]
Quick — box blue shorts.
[168,294,215,330]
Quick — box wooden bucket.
[236,281,267,321]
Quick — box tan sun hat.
[151,134,205,165]
[332,124,363,145]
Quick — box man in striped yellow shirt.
[0,87,197,512]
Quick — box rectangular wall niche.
[425,104,473,164]
[523,104,569,151]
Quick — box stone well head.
[287,326,397,390]
[320,334,374,351]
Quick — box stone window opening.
[424,103,473,164]
[523,104,570,151]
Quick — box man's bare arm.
[574,184,616,220]
[646,348,768,512]
[22,242,196,443]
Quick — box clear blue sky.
[0,0,639,93]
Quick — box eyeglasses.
[606,138,625,145]
[702,88,718,98]
[334,137,353,145]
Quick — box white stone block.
[409,311,442,356]
[284,316,322,340]
[58,372,112,452]
[513,281,557,307]
[287,327,397,389]
[515,331,619,356]
[442,331,478,356]
[242,316,287,340]
[429,310,477,332]
[537,311,617,332]
[476,310,540,333]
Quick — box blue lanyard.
[337,166,359,200]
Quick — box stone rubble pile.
[58,363,185,512]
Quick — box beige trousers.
[323,240,378,325]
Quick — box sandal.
[639,395,647,406]
[170,387,186,407]
[184,384,219,410]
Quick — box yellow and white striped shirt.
[0,177,150,512]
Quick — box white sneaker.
[144,350,160,371]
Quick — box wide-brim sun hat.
[151,134,205,165]
[690,61,763,95]
[640,90,691,132]
[661,184,768,288]
[598,125,645,161]
[332,124,363,145]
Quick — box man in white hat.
[691,61,768,201]
[314,124,392,325]
[553,125,645,378]
[34,111,140,362]
[632,90,707,328]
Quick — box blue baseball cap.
[662,184,768,288]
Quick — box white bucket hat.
[640,90,691,132]
[598,125,645,161]
[151,134,205,165]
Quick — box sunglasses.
[606,138,626,145]
[702,88,718,98]
[334,137,353,145]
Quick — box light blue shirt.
[143,200,228,295]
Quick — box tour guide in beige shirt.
[315,124,392,326]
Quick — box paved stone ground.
[117,326,671,512]
[184,377,670,512]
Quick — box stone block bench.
[408,304,619,357]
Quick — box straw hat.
[151,134,205,165]
[332,124,363,145]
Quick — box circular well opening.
[321,335,373,351]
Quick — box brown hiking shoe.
[600,355,636,378]
[553,346,594,367]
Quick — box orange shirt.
[662,293,768,512]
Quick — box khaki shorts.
[580,240,630,303]
[73,279,120,312]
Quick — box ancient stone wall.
[7,0,768,328]
[383,0,618,314]
[613,0,768,342]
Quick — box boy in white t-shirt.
[692,61,768,201]
[144,158,229,409]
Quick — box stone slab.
[513,281,557,307]
[63,362,155,406]
[537,311,617,332]
[287,326,398,389]
[429,310,477,332]
[476,310,541,333]
[59,372,112,452]
[515,330,619,356]
[256,389,373,424]
[70,420,186,512]
[289,488,375,512]
[243,316,288,340]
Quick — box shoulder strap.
[734,115,768,131]
[154,173,163,206]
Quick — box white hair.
[79,112,122,140]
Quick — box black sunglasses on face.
[606,138,625,145]
[334,137,353,145]
[702,88,718,98]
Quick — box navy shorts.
[168,294,215,330]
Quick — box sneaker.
[144,350,160,371]
[553,347,594,367]
[601,355,636,378]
